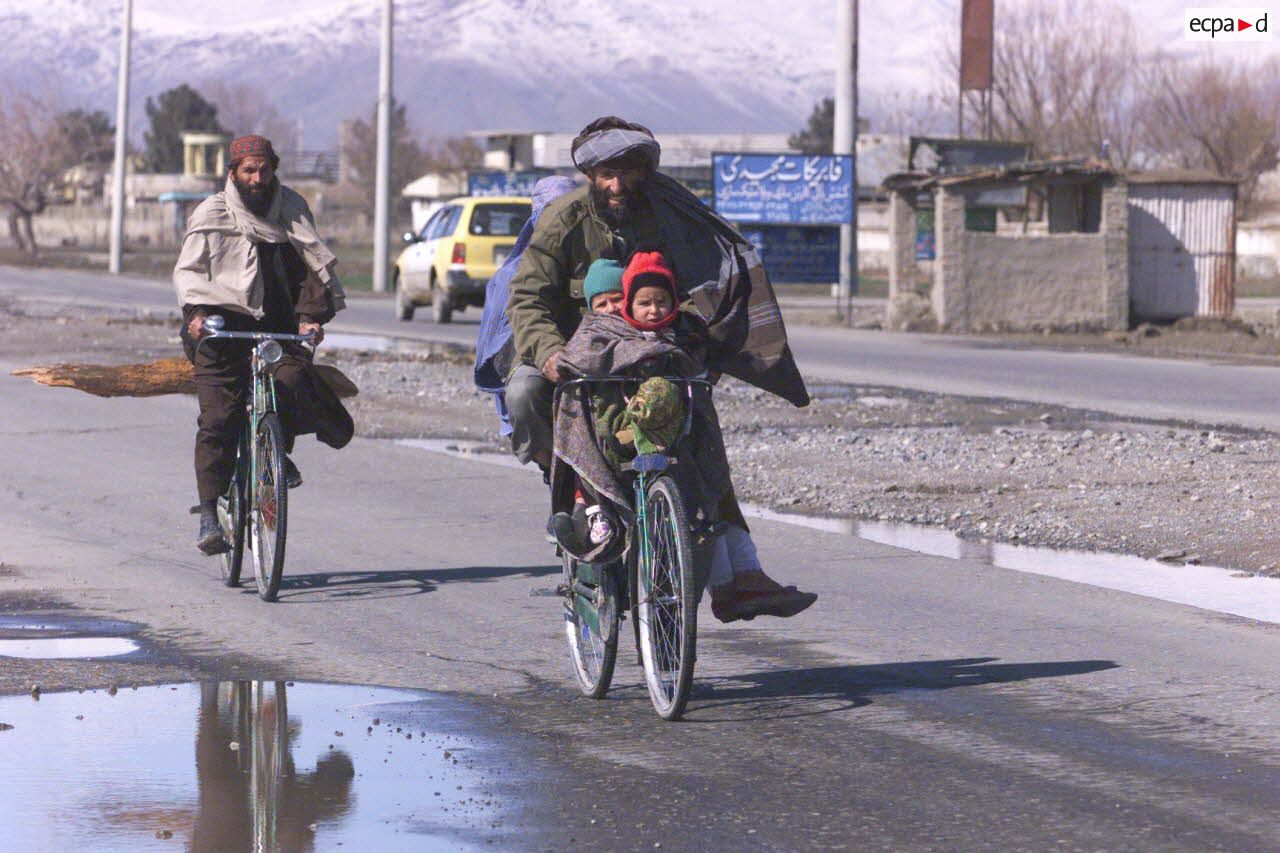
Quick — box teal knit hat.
[583,258,625,308]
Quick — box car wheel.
[431,275,453,324]
[394,272,415,321]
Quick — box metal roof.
[882,159,1117,192]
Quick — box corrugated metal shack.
[882,160,1128,332]
[1127,171,1237,321]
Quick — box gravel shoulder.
[6,294,1280,581]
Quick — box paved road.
[7,263,1280,432]
[4,356,1280,848]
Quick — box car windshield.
[467,203,531,237]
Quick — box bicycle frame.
[196,326,315,493]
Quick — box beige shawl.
[173,175,346,318]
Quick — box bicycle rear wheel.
[249,413,288,602]
[636,474,697,720]
[217,439,248,587]
[563,551,619,698]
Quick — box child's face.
[590,291,626,316]
[630,285,674,324]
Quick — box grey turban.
[571,128,661,173]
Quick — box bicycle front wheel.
[636,475,697,720]
[563,551,619,698]
[217,444,247,588]
[248,413,288,602]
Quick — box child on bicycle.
[550,251,816,623]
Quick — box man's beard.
[590,182,643,227]
[234,176,276,216]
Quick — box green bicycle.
[199,316,315,602]
[555,376,710,721]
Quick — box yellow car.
[393,195,532,323]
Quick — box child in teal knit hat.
[583,257,626,315]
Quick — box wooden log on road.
[12,358,358,399]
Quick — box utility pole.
[371,0,393,293]
[108,0,132,275]
[834,0,859,319]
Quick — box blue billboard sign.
[467,170,555,197]
[713,153,854,225]
[740,226,840,284]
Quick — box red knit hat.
[622,250,678,331]
[229,134,279,169]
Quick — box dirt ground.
[7,293,1280,578]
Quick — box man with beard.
[505,116,815,620]
[174,134,353,555]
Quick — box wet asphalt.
[4,336,1280,849]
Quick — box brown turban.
[229,135,279,168]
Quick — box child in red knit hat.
[620,250,680,331]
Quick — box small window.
[418,209,445,241]
[426,206,461,241]
[468,203,531,237]
[1047,184,1101,233]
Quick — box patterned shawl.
[551,313,735,561]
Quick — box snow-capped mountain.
[0,0,864,145]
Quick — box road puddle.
[0,681,518,851]
[323,332,398,352]
[806,383,857,400]
[397,438,522,468]
[745,506,1280,625]
[0,637,139,659]
[0,616,144,659]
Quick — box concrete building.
[883,161,1129,332]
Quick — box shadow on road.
[686,657,1118,722]
[265,564,561,603]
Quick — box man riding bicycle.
[173,134,353,555]
[504,116,815,621]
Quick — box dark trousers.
[193,342,353,501]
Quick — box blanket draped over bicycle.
[552,312,740,563]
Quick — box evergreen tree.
[788,97,835,154]
[55,109,115,165]
[142,84,223,173]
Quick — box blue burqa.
[473,175,577,434]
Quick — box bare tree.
[0,91,74,256]
[1138,57,1280,216]
[201,80,300,153]
[945,0,1141,166]
[419,135,483,178]
[340,99,431,216]
[874,89,952,139]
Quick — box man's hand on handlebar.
[541,350,563,383]
[299,321,323,345]
[187,311,208,340]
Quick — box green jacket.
[506,184,712,375]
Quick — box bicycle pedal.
[554,583,570,596]
[188,505,201,515]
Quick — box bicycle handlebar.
[193,315,316,357]
[552,375,712,403]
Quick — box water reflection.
[192,682,354,853]
[0,680,507,851]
